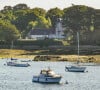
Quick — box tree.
[4,6,12,10]
[13,9,28,17]
[13,4,29,10]
[32,7,46,17]
[13,8,49,37]
[0,20,20,42]
[35,16,52,28]
[24,17,52,37]
[13,10,29,32]
[47,7,64,27]
[27,16,52,29]
[63,5,95,44]
[0,13,4,19]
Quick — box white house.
[27,19,65,40]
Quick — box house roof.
[29,28,55,35]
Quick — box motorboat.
[7,61,30,67]
[32,68,62,83]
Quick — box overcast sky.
[0,0,100,10]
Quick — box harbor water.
[0,59,100,90]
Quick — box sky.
[0,0,100,10]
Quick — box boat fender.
[86,71,88,73]
[4,63,6,65]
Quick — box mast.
[77,32,79,64]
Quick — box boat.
[21,60,32,62]
[65,65,86,72]
[6,61,30,67]
[32,68,62,83]
[65,32,86,72]
[11,58,17,60]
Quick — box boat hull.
[7,62,30,67]
[14,63,30,67]
[7,62,16,66]
[65,66,86,72]
[32,76,61,83]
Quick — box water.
[0,59,100,90]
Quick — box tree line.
[0,4,99,45]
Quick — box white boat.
[65,32,86,72]
[32,68,62,83]
[65,65,86,72]
[7,61,30,67]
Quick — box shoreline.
[0,49,100,63]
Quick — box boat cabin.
[40,69,55,76]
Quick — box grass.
[0,49,35,59]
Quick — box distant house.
[27,28,56,40]
[27,19,65,40]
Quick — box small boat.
[65,65,86,72]
[21,60,32,62]
[7,61,30,67]
[32,68,62,83]
[11,58,17,60]
[65,32,86,72]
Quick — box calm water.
[0,59,100,90]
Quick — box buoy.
[65,81,68,84]
[86,71,88,72]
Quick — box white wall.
[55,21,65,39]
[30,34,56,40]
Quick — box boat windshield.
[40,70,47,74]
[40,70,55,75]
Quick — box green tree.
[63,5,95,44]
[32,7,46,17]
[13,4,29,10]
[0,20,20,42]
[35,16,52,28]
[13,10,29,32]
[0,13,4,19]
[14,8,49,37]
[0,8,15,22]
[4,6,12,10]
[47,7,64,27]
[13,9,28,18]
[24,17,52,37]
[27,16,52,29]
